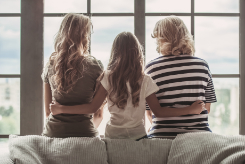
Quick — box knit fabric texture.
[168,132,245,164]
[9,135,108,164]
[103,138,172,164]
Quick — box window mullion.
[87,0,91,14]
[134,0,145,126]
[0,75,21,78]
[20,0,44,136]
[212,74,240,78]
[240,0,245,135]
[0,135,10,138]
[191,0,194,39]
[135,0,145,58]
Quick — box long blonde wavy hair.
[50,13,92,93]
[152,16,195,56]
[107,32,144,109]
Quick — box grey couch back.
[3,133,245,164]
[7,135,172,164]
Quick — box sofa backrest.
[0,151,14,164]
[103,138,172,164]
[167,132,245,164]
[8,135,173,164]
[9,135,108,164]
[8,133,245,164]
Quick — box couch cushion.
[9,135,108,164]
[167,132,245,164]
[0,151,14,164]
[103,138,172,164]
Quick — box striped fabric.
[145,54,217,138]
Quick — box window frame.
[0,0,44,138]
[0,0,244,139]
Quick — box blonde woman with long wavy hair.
[145,16,217,139]
[49,31,204,140]
[41,13,104,138]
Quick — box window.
[0,0,21,151]
[0,0,244,149]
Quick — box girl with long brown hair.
[49,32,204,140]
[41,13,104,138]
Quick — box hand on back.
[190,100,205,115]
[49,101,61,115]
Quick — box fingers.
[193,100,202,105]
[53,101,61,105]
[197,100,204,104]
[49,103,53,110]
[194,100,205,106]
[50,100,60,106]
[49,102,56,110]
[200,103,206,111]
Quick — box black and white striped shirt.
[145,54,217,138]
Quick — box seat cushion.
[103,138,172,164]
[9,135,108,164]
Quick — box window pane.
[145,16,191,64]
[0,78,20,135]
[146,0,191,13]
[0,0,20,13]
[0,138,9,154]
[44,17,63,64]
[195,0,239,13]
[209,78,239,135]
[195,17,239,74]
[44,0,86,13]
[91,17,134,135]
[0,18,20,74]
[91,17,134,68]
[91,0,134,13]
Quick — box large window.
[0,0,244,150]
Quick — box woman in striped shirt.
[146,16,217,139]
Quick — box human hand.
[49,101,62,115]
[100,99,107,110]
[190,100,205,114]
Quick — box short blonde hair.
[152,16,195,56]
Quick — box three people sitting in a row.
[42,13,216,140]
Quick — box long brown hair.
[50,13,92,93]
[152,16,195,56]
[107,32,144,109]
